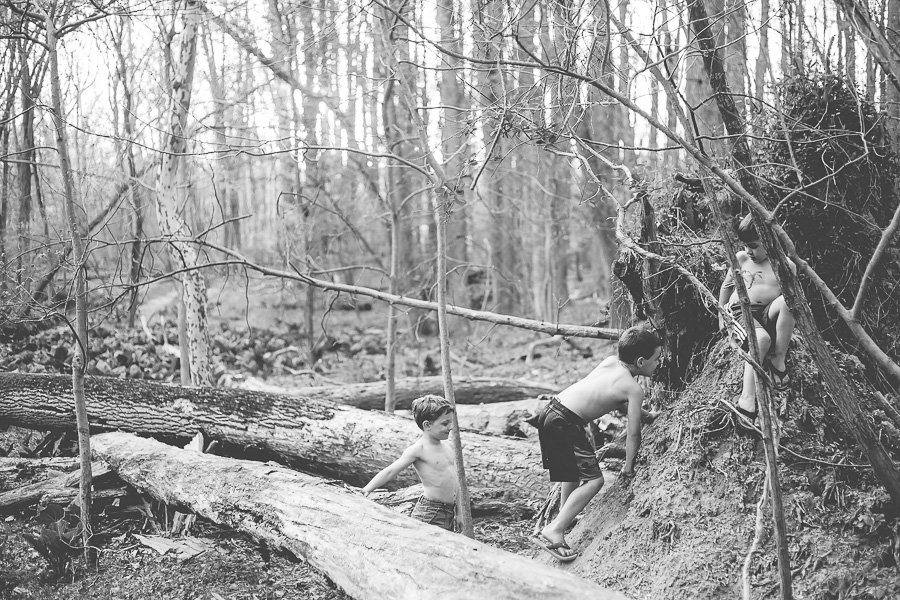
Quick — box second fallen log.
[230,375,558,411]
[0,373,549,498]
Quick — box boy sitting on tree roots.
[533,326,663,562]
[362,394,458,531]
[718,213,796,429]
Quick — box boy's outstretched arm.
[362,444,419,495]
[622,387,645,476]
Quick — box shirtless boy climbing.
[533,326,662,562]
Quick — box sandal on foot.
[531,535,578,563]
[735,405,758,421]
[733,402,759,433]
[765,360,791,392]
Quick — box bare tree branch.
[193,239,621,340]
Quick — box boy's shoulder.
[405,436,426,455]
[615,371,644,396]
[588,359,639,389]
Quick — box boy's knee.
[756,328,772,348]
[584,477,604,493]
[770,296,791,317]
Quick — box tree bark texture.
[0,373,549,498]
[687,0,752,203]
[15,47,35,296]
[155,0,212,386]
[91,432,629,600]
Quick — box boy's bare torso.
[412,438,458,503]
[558,356,641,422]
[729,252,782,307]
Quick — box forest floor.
[3,275,898,599]
[0,275,613,600]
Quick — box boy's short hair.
[735,213,760,243]
[411,394,454,430]
[618,326,663,365]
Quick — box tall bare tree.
[112,17,144,327]
[0,51,15,292]
[44,0,94,567]
[155,0,212,386]
[16,40,37,293]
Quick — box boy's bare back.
[557,355,644,422]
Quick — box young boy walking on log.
[718,214,796,429]
[362,394,458,531]
[533,326,662,562]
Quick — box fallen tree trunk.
[230,375,558,411]
[0,373,549,498]
[92,432,629,600]
[399,398,545,438]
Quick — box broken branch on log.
[0,462,120,512]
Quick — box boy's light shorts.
[411,496,455,531]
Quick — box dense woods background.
[3,0,900,598]
[2,0,899,350]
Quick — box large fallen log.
[399,398,545,438]
[229,375,558,411]
[92,432,628,600]
[0,373,549,498]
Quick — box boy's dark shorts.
[730,301,773,334]
[410,496,455,531]
[536,397,603,483]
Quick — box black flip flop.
[734,403,759,433]
[765,359,791,392]
[531,535,578,563]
